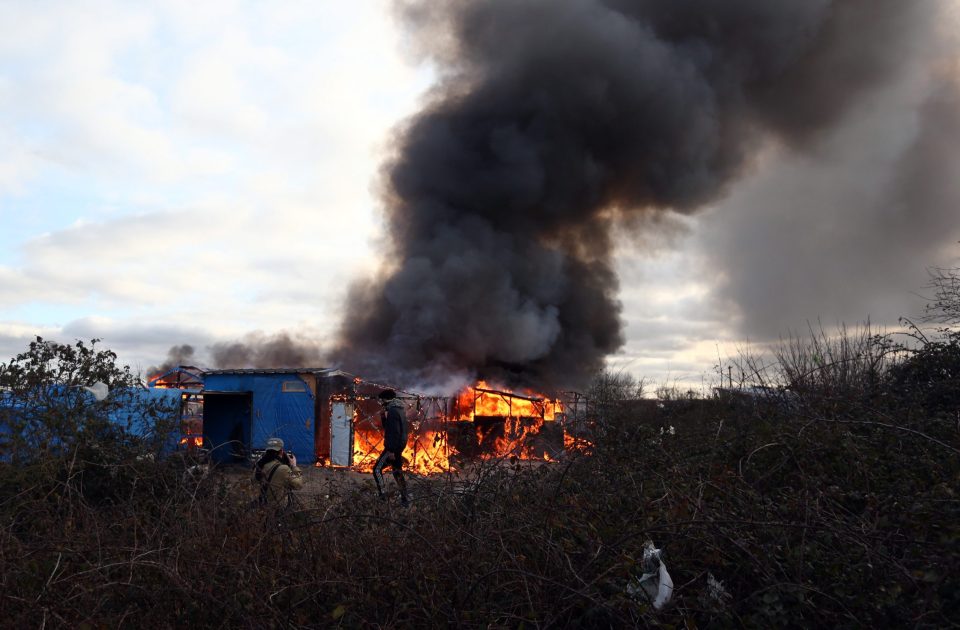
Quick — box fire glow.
[352,423,453,476]
[179,435,204,449]
[455,380,563,462]
[343,381,584,475]
[350,398,455,475]
[454,380,563,421]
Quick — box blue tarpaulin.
[109,387,186,453]
[1,386,184,459]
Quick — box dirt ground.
[296,464,391,499]
[216,460,455,506]
[216,457,556,506]
[218,461,373,492]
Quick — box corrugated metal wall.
[202,373,316,464]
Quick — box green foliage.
[0,336,134,393]
[1,338,132,459]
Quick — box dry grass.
[2,331,959,627]
[2,393,958,628]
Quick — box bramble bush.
[0,324,958,627]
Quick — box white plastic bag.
[82,381,109,401]
[626,540,674,610]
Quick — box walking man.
[373,389,410,507]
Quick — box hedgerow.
[0,330,958,627]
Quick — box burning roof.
[147,365,206,390]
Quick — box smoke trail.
[146,344,196,376]
[333,0,932,389]
[209,332,326,369]
[150,333,327,373]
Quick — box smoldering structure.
[332,0,932,390]
[149,364,591,472]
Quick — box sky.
[1,0,959,390]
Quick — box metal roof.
[147,365,206,388]
[203,367,345,376]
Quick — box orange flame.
[563,431,594,454]
[149,374,174,389]
[455,381,566,462]
[351,403,455,475]
[326,382,581,475]
[179,435,203,449]
[453,380,563,422]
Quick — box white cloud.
[0,0,428,365]
[0,145,41,196]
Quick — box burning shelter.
[147,365,205,390]
[158,366,589,471]
[146,365,205,450]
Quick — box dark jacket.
[381,399,408,453]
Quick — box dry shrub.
[1,335,959,627]
[2,394,957,628]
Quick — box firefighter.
[254,437,304,509]
[373,389,410,507]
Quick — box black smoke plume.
[149,333,326,374]
[333,0,932,390]
[146,344,196,377]
[209,332,326,369]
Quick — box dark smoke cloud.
[146,344,196,377]
[333,0,935,389]
[209,332,326,369]
[146,332,328,374]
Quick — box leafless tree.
[923,265,960,325]
[587,368,646,403]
